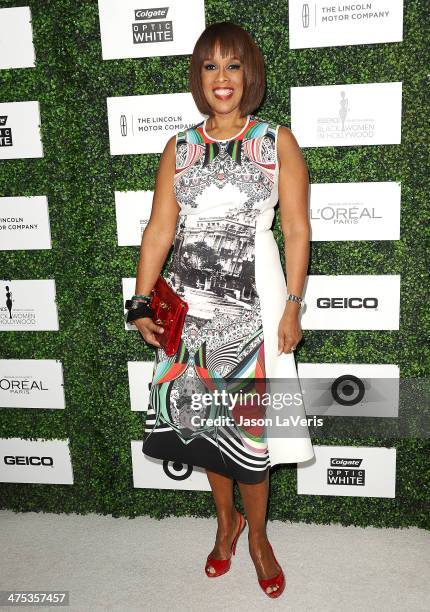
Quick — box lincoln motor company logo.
[119,111,190,137]
[132,7,173,44]
[120,114,127,137]
[302,3,310,27]
[0,115,13,147]
[301,2,392,29]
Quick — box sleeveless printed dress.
[142,113,315,484]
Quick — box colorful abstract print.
[142,115,279,483]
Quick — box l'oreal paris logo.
[0,377,48,392]
[311,205,383,222]
[316,298,378,309]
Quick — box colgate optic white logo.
[331,458,363,467]
[327,457,365,486]
[0,116,13,147]
[135,8,168,20]
[132,7,173,44]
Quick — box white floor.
[1,510,429,611]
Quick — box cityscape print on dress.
[142,114,279,483]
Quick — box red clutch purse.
[149,275,188,356]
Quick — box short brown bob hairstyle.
[189,21,266,117]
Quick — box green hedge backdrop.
[0,0,428,528]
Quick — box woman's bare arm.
[134,134,180,295]
[277,125,310,317]
[276,126,310,353]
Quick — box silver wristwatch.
[286,293,305,309]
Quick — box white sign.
[98,0,206,60]
[132,441,211,490]
[115,190,154,246]
[300,275,400,330]
[297,363,399,417]
[310,182,401,241]
[0,100,43,159]
[128,360,155,411]
[291,82,402,147]
[0,359,65,409]
[106,92,205,154]
[0,7,35,69]
[0,196,52,250]
[297,445,396,497]
[0,279,59,331]
[289,0,404,49]
[123,277,139,330]
[0,437,73,484]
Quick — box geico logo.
[4,455,54,466]
[331,459,361,466]
[316,297,378,308]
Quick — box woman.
[127,21,314,599]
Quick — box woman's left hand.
[278,304,303,354]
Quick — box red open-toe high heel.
[257,543,286,598]
[205,512,247,578]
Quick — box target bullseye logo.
[163,460,193,481]
[331,374,365,406]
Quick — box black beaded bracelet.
[124,300,154,323]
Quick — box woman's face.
[200,43,244,115]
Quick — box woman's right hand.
[132,316,164,348]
